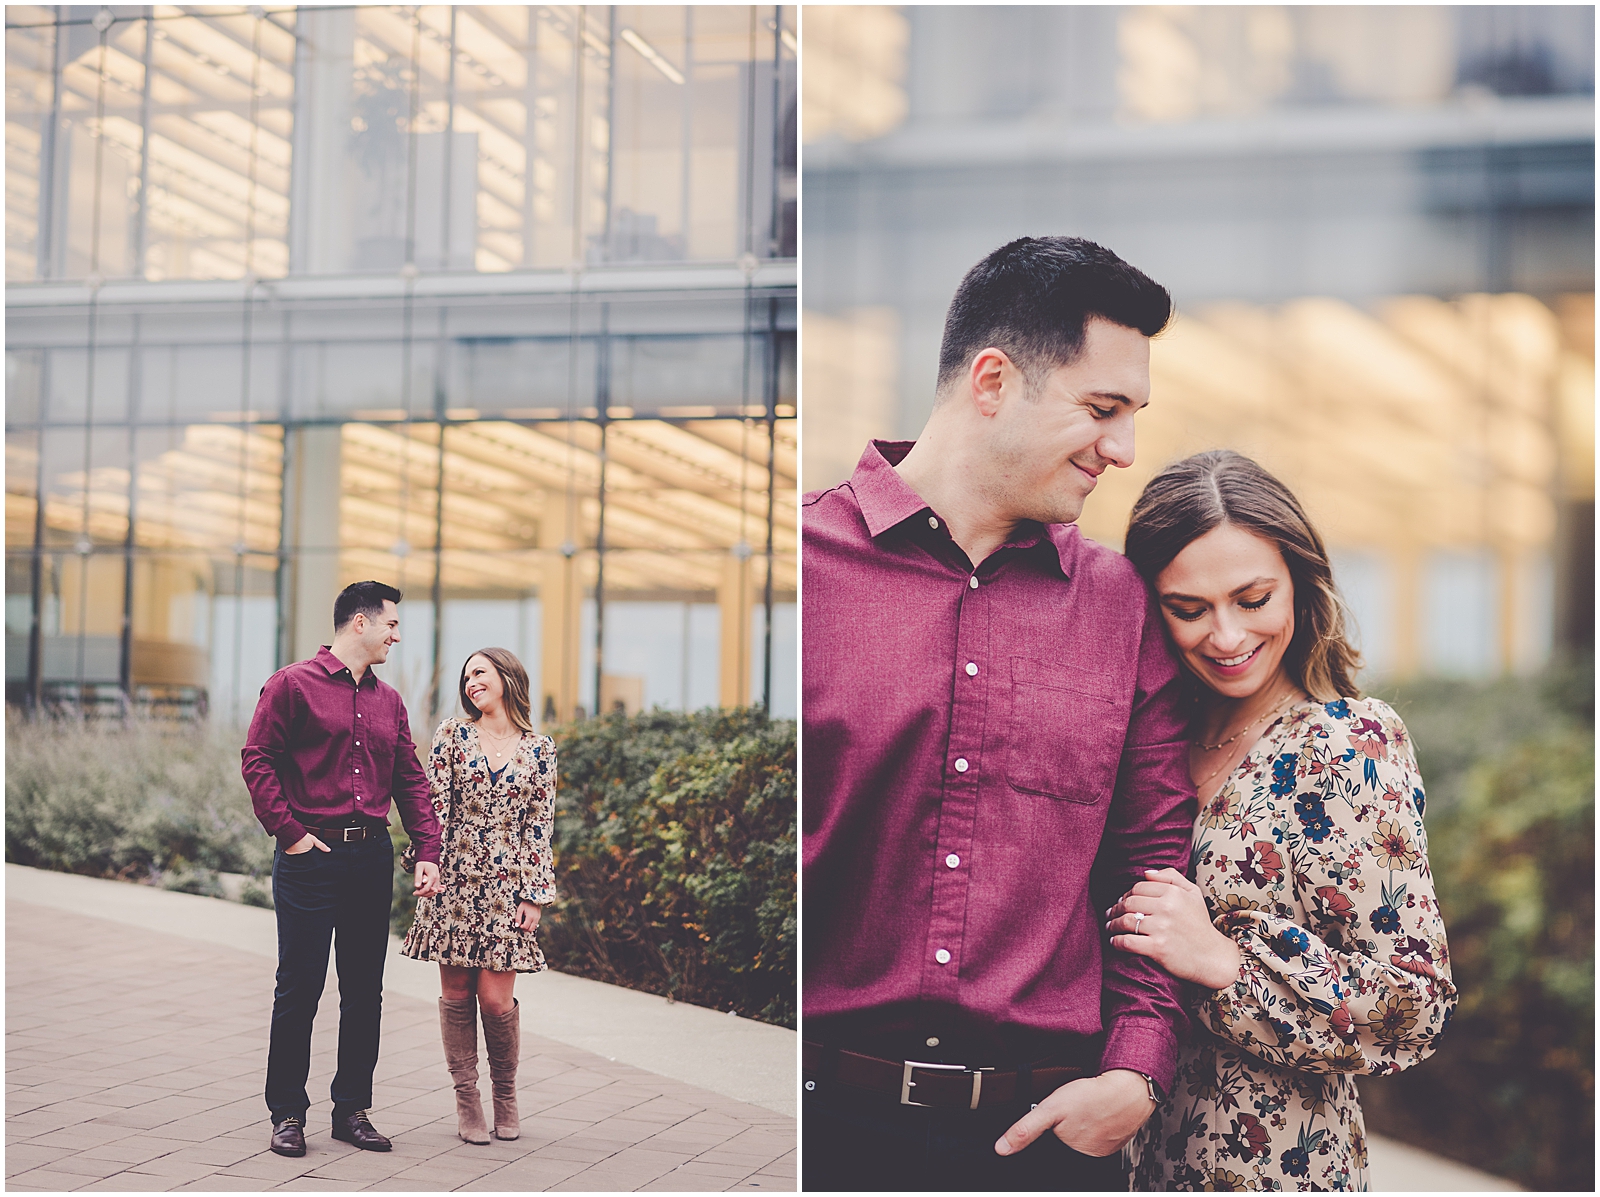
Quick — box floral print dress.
[400,718,558,973]
[1130,697,1456,1192]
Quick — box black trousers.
[265,833,393,1124]
[803,1083,1130,1192]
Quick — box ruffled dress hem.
[400,921,548,974]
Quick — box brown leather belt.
[802,1041,1087,1111]
[303,823,384,842]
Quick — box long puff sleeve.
[424,719,456,866]
[518,734,558,906]
[1192,698,1456,1076]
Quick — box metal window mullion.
[428,8,459,719]
[132,7,154,277]
[601,7,616,261]
[742,5,757,257]
[520,4,537,266]
[285,4,314,274]
[68,17,115,707]
[441,6,458,270]
[27,353,53,713]
[429,329,449,721]
[395,7,424,621]
[119,316,143,710]
[592,305,610,716]
[762,296,777,714]
[766,5,781,257]
[680,7,693,259]
[274,413,295,672]
[36,9,65,280]
[225,12,268,724]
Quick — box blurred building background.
[802,4,1593,686]
[6,4,797,729]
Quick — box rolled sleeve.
[1100,1016,1181,1098]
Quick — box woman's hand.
[1105,868,1242,991]
[413,861,443,897]
[515,901,543,932]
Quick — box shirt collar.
[851,440,928,538]
[315,645,375,687]
[852,439,1081,578]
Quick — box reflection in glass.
[6,6,796,723]
[6,6,793,283]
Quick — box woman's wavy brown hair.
[1124,449,1363,703]
[459,647,534,732]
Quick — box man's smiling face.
[983,316,1151,527]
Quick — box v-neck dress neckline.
[471,722,523,786]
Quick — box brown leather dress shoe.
[331,1108,392,1151]
[270,1116,306,1157]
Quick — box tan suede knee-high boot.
[439,998,491,1144]
[480,999,521,1140]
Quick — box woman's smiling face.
[1154,522,1296,701]
[463,654,505,716]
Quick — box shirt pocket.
[1005,656,1126,804]
[364,701,400,775]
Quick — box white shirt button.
[954,758,969,773]
[945,853,960,869]
[969,575,978,588]
[934,948,951,964]
[354,768,360,773]
[965,662,978,676]
[926,1036,940,1047]
[355,740,361,746]
[928,516,939,529]
[357,713,362,718]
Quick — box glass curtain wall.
[801,4,1591,683]
[5,5,797,726]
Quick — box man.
[802,237,1197,1190]
[242,580,444,1158]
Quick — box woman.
[1111,450,1454,1191]
[401,647,557,1145]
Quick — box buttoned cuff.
[274,818,308,851]
[521,888,556,906]
[1098,1016,1179,1099]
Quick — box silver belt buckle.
[341,826,362,842]
[900,1060,992,1109]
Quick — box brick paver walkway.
[6,901,795,1192]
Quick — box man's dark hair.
[333,580,402,632]
[935,236,1172,396]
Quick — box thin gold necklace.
[477,723,521,760]
[1194,691,1299,751]
[1192,692,1300,796]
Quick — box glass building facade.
[802,5,1593,682]
[6,5,797,727]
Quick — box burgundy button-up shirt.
[242,646,442,863]
[803,441,1196,1095]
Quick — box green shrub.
[391,826,416,938]
[538,707,796,1028]
[240,876,275,908]
[5,716,272,884]
[1359,660,1594,1191]
[161,861,226,899]
[10,706,800,1031]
